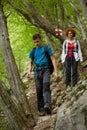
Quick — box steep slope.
[27,75,87,130]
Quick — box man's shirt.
[29,45,53,70]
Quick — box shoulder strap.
[32,46,49,60]
[32,47,36,60]
[64,40,78,53]
[75,39,78,52]
[64,41,67,54]
[44,45,54,74]
[44,45,49,56]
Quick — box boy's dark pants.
[34,69,51,111]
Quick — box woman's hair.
[65,28,76,37]
[32,33,41,40]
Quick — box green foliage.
[31,0,61,27]
[0,2,39,83]
[7,10,38,76]
[1,0,86,82]
[0,0,86,82]
[0,50,8,85]
[72,85,87,95]
[0,1,87,129]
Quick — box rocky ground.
[27,68,87,130]
[1,63,87,130]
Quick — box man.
[27,33,58,115]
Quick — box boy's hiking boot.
[38,108,45,116]
[44,106,51,115]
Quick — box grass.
[72,85,87,95]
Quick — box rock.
[34,115,56,130]
[27,76,87,130]
[55,90,87,130]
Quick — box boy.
[27,34,58,115]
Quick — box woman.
[61,28,83,91]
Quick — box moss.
[72,85,87,95]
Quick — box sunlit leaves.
[7,10,37,75]
[1,0,87,80]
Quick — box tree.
[79,0,87,21]
[6,0,87,39]
[6,0,64,43]
[7,0,87,58]
[0,2,35,130]
[0,0,87,129]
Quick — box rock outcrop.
[55,89,87,130]
[27,76,87,130]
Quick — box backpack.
[32,46,54,74]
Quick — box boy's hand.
[54,72,60,81]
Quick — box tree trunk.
[70,1,87,40]
[59,0,66,30]
[0,80,34,130]
[0,2,35,130]
[79,0,87,21]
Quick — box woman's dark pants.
[65,56,78,87]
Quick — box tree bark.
[0,80,34,130]
[79,0,87,21]
[0,2,35,129]
[69,1,87,40]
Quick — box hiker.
[61,28,83,91]
[27,33,58,115]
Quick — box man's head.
[32,34,42,47]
